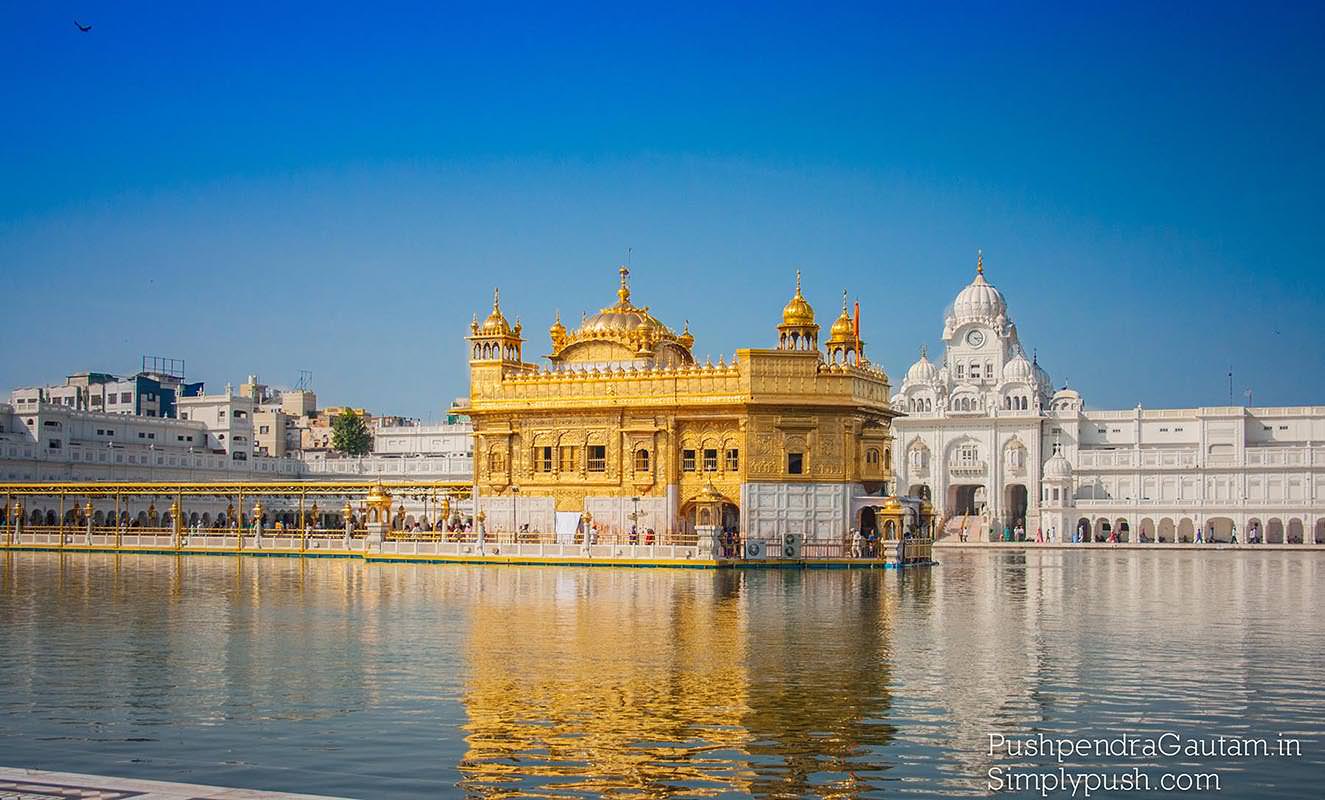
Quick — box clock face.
[966,329,986,347]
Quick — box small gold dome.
[828,293,854,342]
[549,310,566,342]
[365,481,392,511]
[678,320,694,348]
[781,271,816,327]
[480,288,513,336]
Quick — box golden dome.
[476,288,514,336]
[549,310,567,344]
[828,291,854,342]
[577,268,670,336]
[365,481,392,511]
[551,267,694,365]
[780,271,816,327]
[678,320,694,349]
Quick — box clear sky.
[3,1,1323,419]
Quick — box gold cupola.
[548,267,694,367]
[468,288,525,363]
[678,320,694,350]
[826,290,865,365]
[549,310,567,349]
[777,270,820,352]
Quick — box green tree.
[331,409,372,456]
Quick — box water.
[1,551,1322,798]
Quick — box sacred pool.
[1,550,1322,798]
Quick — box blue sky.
[2,1,1323,419]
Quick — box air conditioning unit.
[781,532,803,559]
[744,540,767,559]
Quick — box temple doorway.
[947,484,984,516]
[1004,484,1028,528]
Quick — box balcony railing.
[949,461,987,477]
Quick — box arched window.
[634,448,650,472]
[487,451,505,472]
[866,448,879,465]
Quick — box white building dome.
[951,251,1007,323]
[905,346,940,384]
[1033,359,1052,393]
[1050,387,1083,411]
[1002,352,1034,383]
[1043,451,1073,481]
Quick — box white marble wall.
[741,482,853,542]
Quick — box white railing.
[1245,447,1308,466]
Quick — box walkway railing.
[6,519,936,565]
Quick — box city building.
[456,268,901,542]
[10,369,202,419]
[890,254,1325,544]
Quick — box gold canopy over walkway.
[0,480,471,497]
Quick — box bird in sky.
[74,20,92,32]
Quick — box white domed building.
[892,253,1325,546]
[890,253,1052,538]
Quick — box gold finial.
[492,287,501,310]
[617,266,631,305]
[795,270,802,295]
[920,344,927,359]
[841,289,848,312]
[976,249,984,276]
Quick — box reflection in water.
[1,552,1323,799]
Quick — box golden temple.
[458,267,903,544]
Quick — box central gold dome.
[550,267,694,367]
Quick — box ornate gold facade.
[459,268,898,538]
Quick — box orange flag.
[853,299,860,341]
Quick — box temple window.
[725,449,739,471]
[537,446,553,472]
[559,445,578,472]
[587,445,606,472]
[865,448,879,465]
[682,449,696,472]
[634,449,650,472]
[956,364,965,379]
[703,448,718,471]
[488,451,505,472]
[788,452,804,475]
